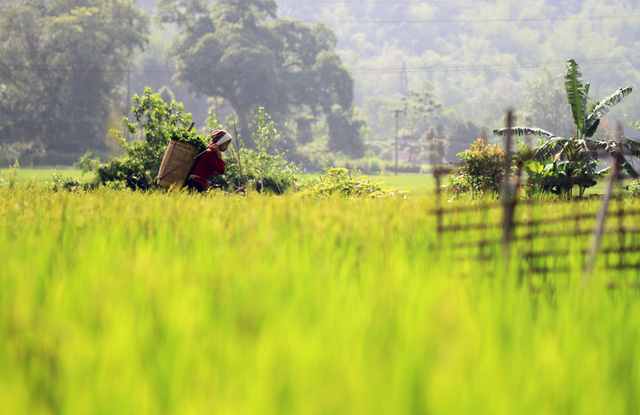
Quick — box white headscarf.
[214,130,233,146]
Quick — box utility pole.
[126,65,131,108]
[399,61,409,97]
[392,109,402,175]
[124,65,131,140]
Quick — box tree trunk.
[229,99,254,149]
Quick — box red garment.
[189,149,226,190]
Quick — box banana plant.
[494,59,637,196]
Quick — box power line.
[350,57,640,74]
[300,14,640,24]
[5,56,639,75]
[278,0,538,3]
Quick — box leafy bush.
[624,179,640,197]
[51,171,83,192]
[520,156,603,198]
[211,148,299,194]
[81,95,301,194]
[210,108,299,194]
[298,167,406,198]
[447,139,506,196]
[80,88,207,190]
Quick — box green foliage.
[211,108,299,194]
[254,107,278,192]
[157,0,354,143]
[213,147,299,194]
[326,107,366,158]
[447,139,506,197]
[0,160,20,190]
[83,88,207,190]
[254,107,277,157]
[522,70,575,140]
[83,95,301,193]
[494,59,635,197]
[124,87,202,151]
[401,82,444,161]
[521,157,602,198]
[564,58,589,138]
[298,167,405,198]
[0,0,149,153]
[50,171,84,192]
[529,138,604,197]
[494,127,558,140]
[623,180,640,197]
[562,59,632,142]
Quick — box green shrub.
[80,88,207,190]
[447,139,506,197]
[624,179,640,197]
[81,95,301,194]
[50,171,91,192]
[298,167,406,198]
[210,109,299,194]
[209,149,297,194]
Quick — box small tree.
[254,107,277,192]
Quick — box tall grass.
[1,187,639,414]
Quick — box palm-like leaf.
[564,59,588,136]
[490,59,636,196]
[584,86,633,137]
[532,137,574,162]
[619,158,640,178]
[618,139,640,178]
[492,126,557,139]
[621,138,640,158]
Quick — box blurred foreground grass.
[1,187,639,414]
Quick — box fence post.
[432,131,443,244]
[583,139,622,283]
[502,110,516,266]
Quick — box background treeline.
[276,0,640,141]
[1,0,639,171]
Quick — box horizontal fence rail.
[431,112,640,283]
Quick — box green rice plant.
[1,186,639,414]
[1,159,20,189]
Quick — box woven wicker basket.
[157,140,199,190]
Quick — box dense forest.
[1,0,639,167]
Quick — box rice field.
[1,183,639,414]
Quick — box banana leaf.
[621,139,640,158]
[533,137,575,162]
[619,158,640,178]
[565,59,588,136]
[584,86,633,137]
[492,126,557,139]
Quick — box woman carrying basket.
[185,130,233,193]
